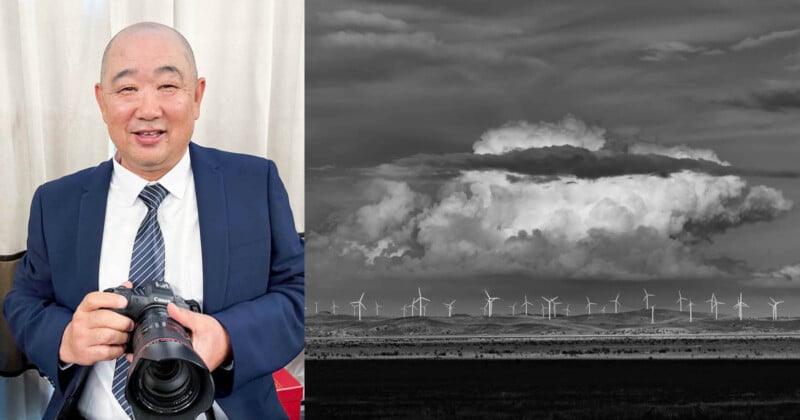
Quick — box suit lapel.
[74,160,112,307]
[190,143,229,313]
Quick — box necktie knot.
[139,183,169,211]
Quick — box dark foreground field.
[306,359,800,419]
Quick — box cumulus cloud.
[318,10,409,31]
[309,116,793,282]
[473,115,606,154]
[628,143,729,165]
[746,264,800,288]
[320,31,438,51]
[718,86,800,112]
[640,41,707,62]
[730,28,800,51]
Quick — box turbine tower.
[600,305,606,314]
[484,289,500,317]
[415,288,430,317]
[732,293,748,321]
[705,293,717,313]
[351,292,366,321]
[610,294,621,314]
[542,296,558,320]
[401,304,408,317]
[565,304,571,317]
[375,301,382,317]
[522,294,533,316]
[768,297,783,321]
[688,299,695,323]
[713,298,725,320]
[651,305,656,324]
[642,289,655,310]
[676,291,688,312]
[509,302,517,316]
[443,300,456,317]
[332,300,339,315]
[315,302,319,315]
[552,298,561,318]
[585,297,597,315]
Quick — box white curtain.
[0,1,304,418]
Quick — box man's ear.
[193,77,206,120]
[94,83,108,123]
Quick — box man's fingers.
[77,291,128,312]
[88,309,134,332]
[94,327,130,346]
[120,280,133,289]
[167,303,194,329]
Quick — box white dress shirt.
[78,149,226,419]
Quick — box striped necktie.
[113,183,169,417]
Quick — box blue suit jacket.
[3,143,305,419]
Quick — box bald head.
[100,22,197,83]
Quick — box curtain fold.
[1,1,304,417]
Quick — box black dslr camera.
[105,281,215,420]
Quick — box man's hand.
[167,303,232,371]
[59,282,134,366]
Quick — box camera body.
[104,281,214,420]
[105,281,201,353]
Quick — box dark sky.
[306,0,800,317]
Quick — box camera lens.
[137,358,200,413]
[126,306,214,418]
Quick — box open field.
[306,310,800,360]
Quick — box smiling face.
[95,25,205,181]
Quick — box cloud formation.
[473,115,606,154]
[318,10,409,31]
[309,116,793,282]
[640,41,708,62]
[730,28,800,51]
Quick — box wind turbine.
[542,296,558,320]
[482,300,489,316]
[332,300,339,315]
[688,299,694,323]
[676,291,688,312]
[732,293,748,321]
[484,290,500,317]
[713,298,725,320]
[565,304,571,317]
[411,296,417,317]
[522,294,533,316]
[421,302,429,316]
[375,301,382,317]
[315,302,319,315]
[443,300,456,317]
[705,293,717,313]
[610,294,621,314]
[768,297,783,321]
[585,297,597,315]
[600,305,606,314]
[642,289,655,310]
[401,304,408,317]
[552,298,561,318]
[509,302,517,316]
[651,305,656,324]
[416,288,430,317]
[351,292,366,321]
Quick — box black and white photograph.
[306,1,800,418]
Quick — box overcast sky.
[307,0,800,317]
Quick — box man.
[3,22,304,419]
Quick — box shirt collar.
[110,148,192,206]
